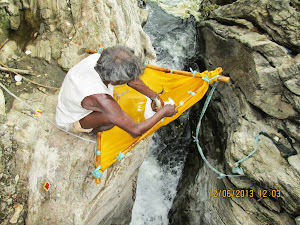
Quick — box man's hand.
[161,104,178,117]
[151,95,164,112]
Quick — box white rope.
[0,82,96,144]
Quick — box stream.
[130,2,197,224]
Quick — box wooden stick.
[146,64,229,82]
[0,66,34,76]
[0,39,9,51]
[85,49,97,54]
[85,49,229,82]
[217,76,230,83]
[0,61,60,90]
[95,132,102,184]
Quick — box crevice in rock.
[8,9,42,51]
[215,0,237,6]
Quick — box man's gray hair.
[95,46,144,82]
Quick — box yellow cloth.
[99,65,222,171]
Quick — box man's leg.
[79,111,115,133]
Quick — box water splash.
[130,2,196,224]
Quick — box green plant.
[202,4,219,18]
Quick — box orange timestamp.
[209,189,281,198]
[210,189,254,198]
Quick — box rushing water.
[130,2,197,225]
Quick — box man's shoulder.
[85,93,115,103]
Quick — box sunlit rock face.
[0,0,156,224]
[2,0,155,69]
[170,0,300,225]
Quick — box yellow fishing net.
[94,65,223,182]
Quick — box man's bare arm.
[127,79,156,99]
[127,79,164,111]
[82,94,177,138]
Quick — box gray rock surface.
[1,90,152,224]
[3,0,156,70]
[0,0,156,224]
[170,0,300,225]
[211,0,300,53]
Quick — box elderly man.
[56,46,177,138]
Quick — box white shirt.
[56,53,112,130]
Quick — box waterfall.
[130,2,197,224]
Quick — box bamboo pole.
[145,64,230,82]
[85,49,230,82]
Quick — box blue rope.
[94,144,101,155]
[202,74,220,83]
[195,82,243,179]
[92,142,101,178]
[234,131,263,170]
[97,47,103,53]
[170,70,173,74]
[116,152,125,160]
[190,68,197,77]
[92,166,102,178]
[188,91,196,96]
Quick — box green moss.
[0,9,10,29]
[202,4,219,19]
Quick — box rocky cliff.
[0,0,155,224]
[170,0,300,225]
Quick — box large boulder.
[3,0,156,70]
[211,0,300,53]
[170,0,300,224]
[0,0,156,224]
[0,90,151,224]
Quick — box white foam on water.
[130,143,185,225]
[131,1,197,224]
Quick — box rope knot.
[96,150,101,155]
[217,173,226,179]
[97,47,103,53]
[92,166,102,178]
[189,67,197,77]
[188,91,196,96]
[116,152,125,160]
[202,74,220,84]
[193,136,199,143]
